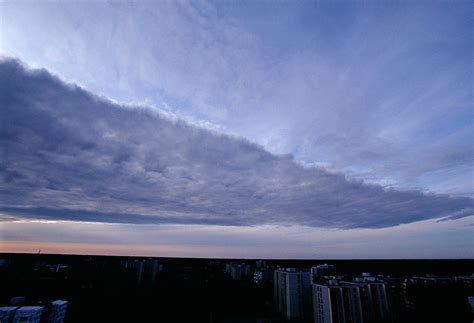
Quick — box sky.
[0,0,473,258]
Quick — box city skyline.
[0,1,473,258]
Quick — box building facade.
[13,306,43,323]
[313,277,392,323]
[0,306,18,323]
[226,263,252,280]
[313,282,363,323]
[274,268,312,320]
[48,300,68,323]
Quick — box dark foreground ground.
[0,253,473,322]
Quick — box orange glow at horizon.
[0,240,198,257]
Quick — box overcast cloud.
[1,58,472,229]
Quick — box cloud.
[1,1,472,197]
[1,58,473,228]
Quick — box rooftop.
[17,306,43,311]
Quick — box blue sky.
[0,0,472,258]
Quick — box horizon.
[3,251,474,261]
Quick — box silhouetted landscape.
[0,253,472,322]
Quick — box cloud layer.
[1,1,471,197]
[1,59,472,228]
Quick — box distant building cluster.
[267,264,473,323]
[311,264,335,278]
[225,262,253,280]
[220,260,474,322]
[0,300,68,323]
[120,257,162,285]
[272,265,389,323]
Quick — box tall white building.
[313,279,390,323]
[48,300,68,323]
[352,282,389,322]
[349,273,390,322]
[13,306,43,323]
[274,268,312,320]
[313,281,364,323]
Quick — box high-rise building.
[254,270,273,284]
[144,258,161,285]
[13,306,43,323]
[0,306,18,323]
[48,300,68,323]
[121,259,145,284]
[313,277,391,323]
[255,260,267,269]
[350,282,389,322]
[312,281,363,323]
[455,275,474,288]
[274,268,312,321]
[226,262,252,280]
[468,296,474,314]
[121,258,163,285]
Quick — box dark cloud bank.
[1,58,472,228]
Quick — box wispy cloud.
[1,59,472,228]
[1,1,471,197]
